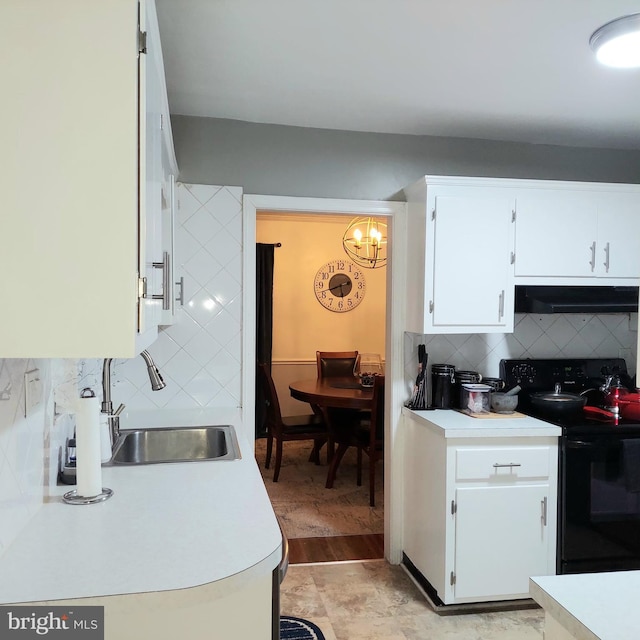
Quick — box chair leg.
[325,443,349,489]
[265,433,273,469]
[308,438,325,465]
[356,447,363,486]
[370,452,381,507]
[273,440,284,482]
[369,457,376,507]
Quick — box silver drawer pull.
[175,276,185,306]
[150,251,171,310]
[493,462,522,468]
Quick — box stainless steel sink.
[109,425,241,465]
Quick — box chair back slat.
[316,350,358,378]
[257,362,283,428]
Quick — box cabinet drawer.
[456,446,551,481]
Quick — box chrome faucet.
[101,350,166,446]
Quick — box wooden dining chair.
[315,350,361,462]
[325,375,384,507]
[356,374,385,507]
[316,350,359,378]
[257,363,328,482]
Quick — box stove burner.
[499,357,640,434]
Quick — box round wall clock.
[314,259,366,312]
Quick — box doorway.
[242,195,407,565]
[256,211,386,561]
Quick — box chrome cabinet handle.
[175,276,185,306]
[589,241,596,271]
[493,462,522,468]
[498,290,505,320]
[541,496,548,526]
[603,241,610,273]
[151,251,171,310]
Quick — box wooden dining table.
[289,377,373,488]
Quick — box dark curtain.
[255,243,275,438]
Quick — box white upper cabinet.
[514,184,640,281]
[0,0,177,358]
[597,191,640,279]
[405,176,640,336]
[142,0,179,329]
[405,176,516,334]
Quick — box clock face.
[314,259,366,313]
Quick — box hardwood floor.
[288,533,384,564]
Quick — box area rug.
[255,439,383,539]
[280,616,326,640]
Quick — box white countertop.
[0,412,282,605]
[403,406,562,438]
[530,571,640,640]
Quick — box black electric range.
[500,358,640,575]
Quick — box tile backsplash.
[0,359,45,555]
[404,312,638,403]
[0,359,79,556]
[77,183,244,413]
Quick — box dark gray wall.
[171,116,640,200]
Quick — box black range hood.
[514,285,639,314]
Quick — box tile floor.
[280,560,544,640]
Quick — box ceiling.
[155,0,640,150]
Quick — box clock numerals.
[314,259,366,313]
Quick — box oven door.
[560,434,640,574]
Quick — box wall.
[171,116,640,200]
[256,214,386,415]
[0,359,79,555]
[0,359,46,554]
[172,115,640,411]
[404,313,638,404]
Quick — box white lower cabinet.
[403,414,558,605]
[454,484,551,600]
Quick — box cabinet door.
[514,190,598,277]
[598,193,640,278]
[454,485,550,600]
[431,193,513,329]
[159,171,177,325]
[139,0,164,332]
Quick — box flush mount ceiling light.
[342,216,387,269]
[590,13,640,68]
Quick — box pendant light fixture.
[342,216,387,269]
[590,13,640,68]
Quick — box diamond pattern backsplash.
[78,184,244,412]
[404,312,638,403]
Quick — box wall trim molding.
[243,193,407,565]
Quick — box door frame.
[242,194,407,564]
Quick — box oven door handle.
[566,440,597,449]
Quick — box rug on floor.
[280,616,326,640]
[255,438,383,539]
